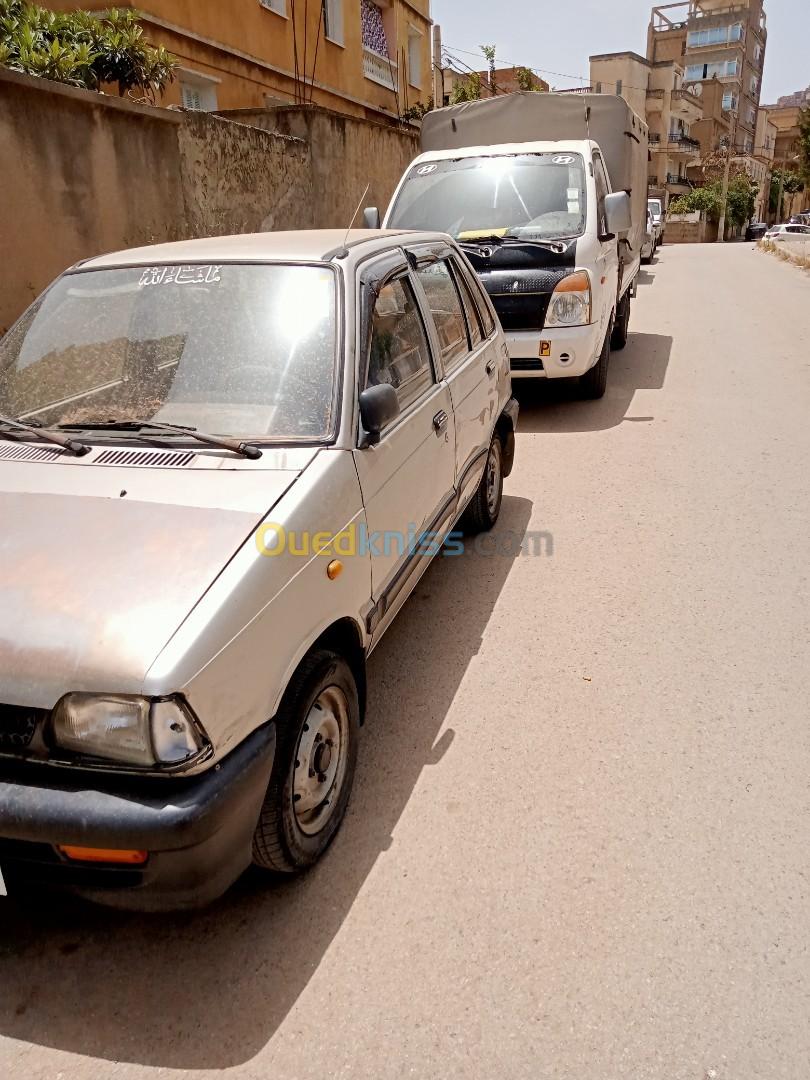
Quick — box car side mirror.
[604,191,632,239]
[359,384,400,446]
[363,206,381,230]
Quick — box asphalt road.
[2,243,809,1080]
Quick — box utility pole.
[717,109,739,243]
[432,24,443,108]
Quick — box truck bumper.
[506,323,603,379]
[0,723,276,911]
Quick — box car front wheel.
[252,649,359,874]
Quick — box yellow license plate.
[539,341,551,358]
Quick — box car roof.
[76,229,449,270]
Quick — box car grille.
[480,269,570,332]
[491,294,552,332]
[0,705,49,750]
[510,358,545,372]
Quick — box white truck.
[372,93,649,399]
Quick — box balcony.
[671,88,703,121]
[363,47,398,92]
[668,133,701,155]
[665,173,691,191]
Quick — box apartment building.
[648,0,767,159]
[589,51,702,207]
[760,86,809,167]
[51,0,433,123]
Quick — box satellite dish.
[686,82,703,97]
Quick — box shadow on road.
[0,495,533,1070]
[515,331,673,434]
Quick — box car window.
[592,152,610,236]
[416,259,470,369]
[367,276,435,412]
[455,259,496,337]
[449,258,484,348]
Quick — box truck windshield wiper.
[57,420,263,460]
[0,415,90,456]
[458,235,569,255]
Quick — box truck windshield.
[0,263,338,442]
[387,153,587,242]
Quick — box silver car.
[0,230,518,909]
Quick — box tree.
[402,97,433,123]
[480,44,496,95]
[769,167,804,217]
[798,106,810,184]
[515,66,537,92]
[668,174,756,228]
[450,70,481,105]
[0,1,176,101]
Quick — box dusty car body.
[0,230,518,909]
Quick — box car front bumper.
[0,723,276,911]
[505,322,604,379]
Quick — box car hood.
[0,449,318,709]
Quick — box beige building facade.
[590,50,701,207]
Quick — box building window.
[594,81,602,94]
[259,0,286,15]
[615,79,622,96]
[749,75,758,96]
[361,0,389,57]
[180,74,218,111]
[685,59,738,81]
[722,91,737,110]
[321,0,343,44]
[407,26,422,89]
[687,23,742,48]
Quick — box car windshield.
[387,153,587,241]
[648,200,662,217]
[0,263,338,442]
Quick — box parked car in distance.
[0,229,518,910]
[745,221,768,241]
[765,223,810,242]
[647,197,664,248]
[641,209,655,264]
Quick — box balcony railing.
[672,88,702,109]
[363,47,398,91]
[666,173,691,188]
[669,134,701,151]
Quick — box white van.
[374,93,649,399]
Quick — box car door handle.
[486,358,497,376]
[433,410,449,434]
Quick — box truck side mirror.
[359,384,400,446]
[363,207,381,230]
[604,191,632,238]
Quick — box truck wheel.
[252,649,359,874]
[462,434,503,533]
[578,327,611,400]
[611,292,631,350]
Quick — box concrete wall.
[665,213,713,244]
[1,70,413,334]
[220,104,418,228]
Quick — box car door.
[592,150,620,336]
[353,256,456,643]
[410,245,500,513]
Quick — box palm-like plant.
[0,1,176,99]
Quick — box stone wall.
[220,105,418,228]
[0,71,416,334]
[665,213,713,244]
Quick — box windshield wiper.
[57,420,262,460]
[459,235,569,255]
[0,415,90,456]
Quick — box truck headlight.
[50,693,208,769]
[545,271,592,327]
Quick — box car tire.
[252,649,359,874]
[579,325,611,400]
[462,434,504,533]
[611,292,630,351]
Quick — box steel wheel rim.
[293,686,350,836]
[485,440,501,517]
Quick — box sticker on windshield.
[416,163,438,176]
[552,155,575,165]
[138,265,222,287]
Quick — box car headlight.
[545,271,592,328]
[50,693,209,769]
